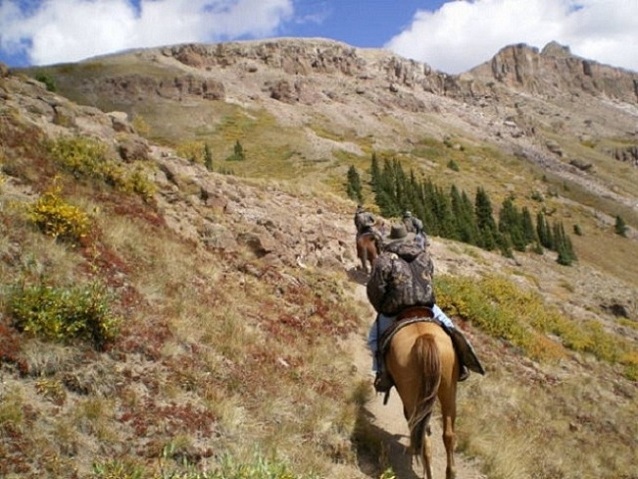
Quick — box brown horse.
[356,231,380,273]
[385,319,460,479]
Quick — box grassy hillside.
[3,42,638,479]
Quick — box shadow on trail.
[352,400,420,479]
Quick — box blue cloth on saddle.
[368,304,453,372]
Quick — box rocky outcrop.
[469,41,638,103]
[165,40,368,76]
[611,145,638,167]
[165,39,450,96]
[81,73,225,102]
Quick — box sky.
[1,0,637,74]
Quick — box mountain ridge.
[1,37,637,478]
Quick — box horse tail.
[408,333,441,459]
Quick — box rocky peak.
[469,41,638,103]
[541,41,572,58]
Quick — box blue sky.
[1,0,637,74]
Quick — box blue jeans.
[367,304,454,372]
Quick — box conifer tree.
[204,143,213,171]
[227,140,245,161]
[499,233,514,258]
[498,196,526,251]
[614,215,628,237]
[521,207,537,244]
[553,221,577,265]
[454,188,479,245]
[346,165,363,203]
[536,212,552,249]
[475,187,499,250]
[432,184,455,237]
[420,179,439,235]
[370,152,381,191]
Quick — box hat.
[403,210,412,217]
[384,224,416,244]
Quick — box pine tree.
[346,165,363,203]
[370,152,381,191]
[553,221,577,265]
[536,212,552,249]
[614,215,628,237]
[498,196,526,251]
[227,140,245,161]
[204,143,213,171]
[521,207,537,244]
[475,187,499,250]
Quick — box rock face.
[81,73,226,102]
[469,41,638,103]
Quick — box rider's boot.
[374,367,393,393]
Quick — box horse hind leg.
[439,391,457,479]
[423,434,434,479]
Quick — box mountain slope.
[2,39,637,479]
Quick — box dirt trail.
[350,280,486,479]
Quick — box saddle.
[376,306,485,402]
[356,225,377,238]
[379,306,436,354]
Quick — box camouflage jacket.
[354,211,375,232]
[366,241,435,316]
[403,216,424,235]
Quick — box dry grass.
[457,361,638,479]
[4,55,638,479]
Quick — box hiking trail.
[350,281,486,479]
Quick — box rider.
[354,204,376,235]
[402,210,426,249]
[354,205,383,250]
[366,223,469,393]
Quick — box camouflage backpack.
[366,240,435,316]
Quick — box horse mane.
[407,333,441,459]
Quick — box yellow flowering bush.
[437,273,638,379]
[7,280,120,348]
[26,182,90,243]
[49,136,156,201]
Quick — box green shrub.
[7,280,120,348]
[49,136,156,201]
[91,452,318,479]
[436,274,638,378]
[447,159,460,171]
[226,140,246,162]
[35,71,56,92]
[91,459,144,479]
[204,453,315,479]
[26,182,91,243]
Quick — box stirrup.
[458,365,470,382]
[374,371,393,393]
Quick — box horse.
[355,230,380,273]
[384,315,460,479]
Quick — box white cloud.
[385,0,638,74]
[0,0,293,65]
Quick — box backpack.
[403,216,423,234]
[355,212,375,231]
[366,241,435,316]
